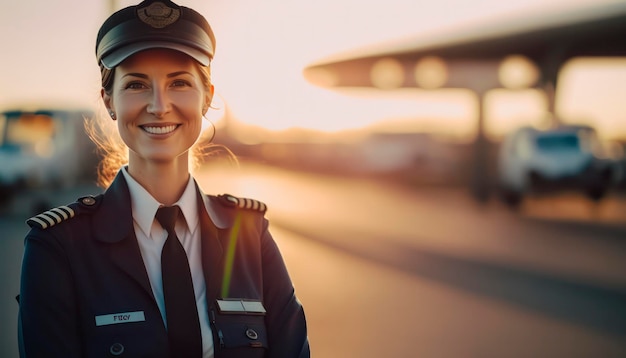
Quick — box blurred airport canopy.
[301,1,626,202]
[303,1,626,90]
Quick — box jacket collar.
[93,171,134,243]
[93,171,236,243]
[197,180,236,230]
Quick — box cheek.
[176,91,204,111]
[190,116,203,139]
[112,89,147,112]
[177,94,205,121]
[116,119,134,147]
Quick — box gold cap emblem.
[137,1,181,29]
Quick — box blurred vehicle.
[497,124,619,207]
[0,108,97,208]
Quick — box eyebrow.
[167,71,193,78]
[122,71,194,79]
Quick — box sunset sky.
[1,0,625,141]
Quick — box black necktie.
[155,206,202,357]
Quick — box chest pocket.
[213,313,268,358]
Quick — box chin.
[140,150,186,163]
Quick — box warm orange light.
[2,0,625,141]
[498,55,539,89]
[414,56,448,89]
[370,58,405,89]
[303,67,339,88]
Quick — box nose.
[147,87,171,118]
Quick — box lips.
[141,124,178,134]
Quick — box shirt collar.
[121,167,198,237]
[175,174,199,232]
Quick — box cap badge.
[137,1,181,29]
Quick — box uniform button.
[245,328,258,340]
[110,342,124,356]
[81,196,96,206]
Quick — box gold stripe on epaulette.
[27,205,76,229]
[221,194,267,213]
[240,197,267,212]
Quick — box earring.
[109,111,116,120]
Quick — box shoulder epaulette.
[26,195,100,230]
[217,194,267,213]
[27,205,77,229]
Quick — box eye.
[171,79,192,88]
[125,81,147,90]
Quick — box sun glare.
[1,0,624,140]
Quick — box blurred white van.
[0,109,97,207]
[497,124,619,207]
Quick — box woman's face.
[103,48,213,166]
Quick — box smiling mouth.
[141,124,179,135]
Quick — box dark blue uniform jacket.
[18,172,310,358]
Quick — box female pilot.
[18,1,310,357]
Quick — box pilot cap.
[96,0,215,69]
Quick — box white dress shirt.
[121,168,214,358]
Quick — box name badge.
[216,299,266,315]
[95,311,145,326]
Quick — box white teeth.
[143,125,177,134]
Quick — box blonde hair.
[87,62,236,188]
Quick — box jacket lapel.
[196,185,225,304]
[108,231,155,301]
[93,172,155,301]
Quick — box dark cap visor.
[101,41,211,69]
